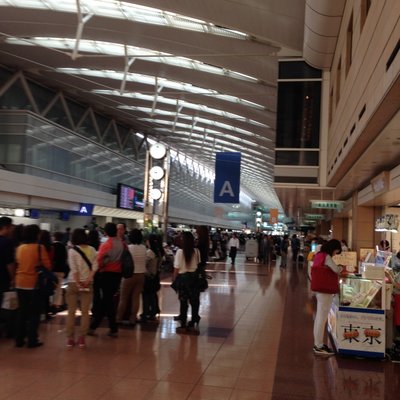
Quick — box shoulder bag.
[36,245,58,296]
[72,246,92,270]
[310,252,339,294]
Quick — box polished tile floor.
[1,253,399,399]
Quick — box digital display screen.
[117,184,144,212]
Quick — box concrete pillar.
[351,192,375,255]
[331,218,344,240]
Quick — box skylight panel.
[118,103,268,128]
[56,68,265,110]
[154,128,274,160]
[6,37,258,84]
[0,0,248,40]
[138,117,268,140]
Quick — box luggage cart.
[245,239,259,261]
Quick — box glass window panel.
[45,97,73,130]
[276,81,321,148]
[78,114,99,141]
[0,78,32,111]
[275,150,319,166]
[7,143,22,163]
[274,176,318,184]
[279,61,322,79]
[29,80,55,114]
[66,98,87,127]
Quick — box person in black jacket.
[52,232,69,313]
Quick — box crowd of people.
[5,216,381,357]
[0,217,214,348]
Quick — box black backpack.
[121,248,135,278]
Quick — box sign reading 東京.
[214,152,241,204]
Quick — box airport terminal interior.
[1,0,400,399]
[1,254,399,400]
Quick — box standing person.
[117,223,128,243]
[196,225,209,273]
[141,234,162,322]
[0,217,15,308]
[15,224,51,348]
[87,229,101,320]
[312,239,342,356]
[173,231,201,333]
[87,230,100,251]
[66,229,98,348]
[260,234,271,265]
[291,234,300,262]
[379,239,390,251]
[89,223,123,338]
[51,232,69,313]
[174,225,209,323]
[228,233,240,266]
[38,230,53,320]
[117,229,147,326]
[62,228,71,246]
[280,234,290,268]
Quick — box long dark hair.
[87,230,100,250]
[39,229,52,252]
[320,239,342,256]
[182,231,195,264]
[148,234,161,258]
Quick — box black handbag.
[196,270,210,292]
[171,274,183,292]
[35,245,58,296]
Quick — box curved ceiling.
[0,0,306,214]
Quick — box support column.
[351,192,375,255]
[331,217,344,239]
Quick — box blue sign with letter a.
[214,152,241,203]
[77,203,94,216]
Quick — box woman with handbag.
[311,239,342,356]
[173,231,201,333]
[15,224,51,348]
[66,228,98,348]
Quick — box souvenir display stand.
[328,274,387,358]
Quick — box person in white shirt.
[66,228,98,348]
[228,233,240,265]
[173,231,201,332]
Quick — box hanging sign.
[304,213,325,220]
[74,203,94,216]
[214,152,241,203]
[269,208,279,224]
[311,200,344,210]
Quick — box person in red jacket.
[88,223,123,337]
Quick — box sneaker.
[66,338,75,348]
[107,331,118,338]
[87,329,97,336]
[77,336,86,348]
[313,345,335,356]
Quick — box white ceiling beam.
[72,0,93,60]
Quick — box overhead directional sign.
[214,152,241,203]
[311,200,344,210]
[304,214,325,220]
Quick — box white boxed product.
[361,262,385,279]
